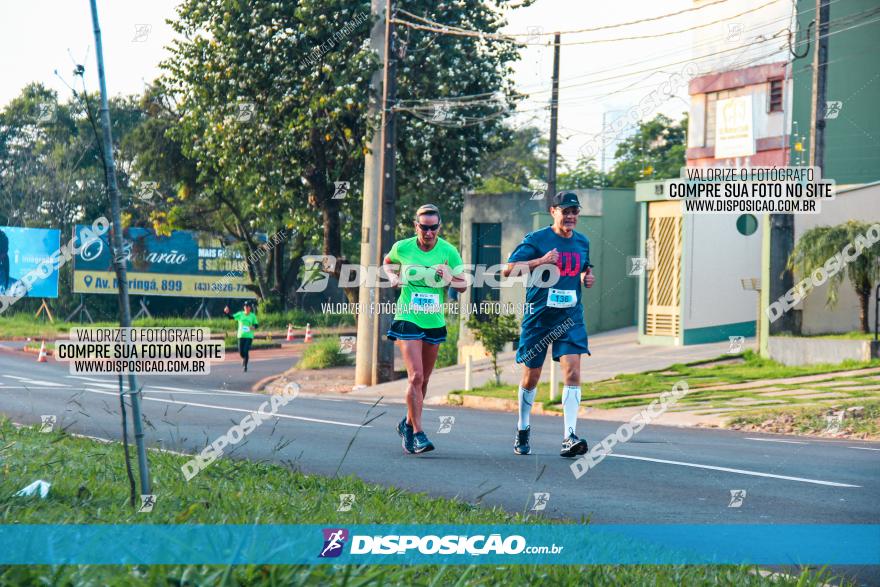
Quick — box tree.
[787,221,880,333]
[605,113,687,188]
[161,0,521,295]
[474,126,547,193]
[557,155,607,190]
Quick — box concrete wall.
[681,213,764,330]
[768,337,879,366]
[792,183,880,335]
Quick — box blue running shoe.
[398,416,414,454]
[413,431,435,454]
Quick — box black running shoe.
[398,417,414,454]
[413,431,435,454]
[514,427,531,455]
[560,433,588,458]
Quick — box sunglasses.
[417,223,441,232]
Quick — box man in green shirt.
[224,301,259,372]
[384,204,467,454]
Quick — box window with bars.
[769,79,783,112]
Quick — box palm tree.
[787,221,880,333]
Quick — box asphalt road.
[1,347,878,583]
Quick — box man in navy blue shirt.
[502,191,595,457]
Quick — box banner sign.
[0,226,61,298]
[72,226,251,298]
[0,524,878,565]
[714,95,755,159]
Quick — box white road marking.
[3,375,69,387]
[608,453,860,487]
[744,437,809,445]
[81,383,121,390]
[848,446,880,452]
[81,388,368,428]
[67,375,115,383]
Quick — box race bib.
[547,288,576,308]
[241,325,251,333]
[411,292,440,313]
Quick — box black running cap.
[550,191,581,209]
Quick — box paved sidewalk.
[344,326,747,405]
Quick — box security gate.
[645,200,682,337]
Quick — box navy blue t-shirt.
[507,226,590,327]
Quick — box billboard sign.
[714,95,755,159]
[0,227,61,298]
[72,226,251,298]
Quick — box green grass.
[0,419,847,586]
[296,337,353,370]
[450,352,880,411]
[729,400,880,438]
[776,331,878,340]
[0,310,354,340]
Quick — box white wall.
[682,213,764,329]
[793,183,880,334]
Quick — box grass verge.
[0,418,845,586]
[728,400,880,439]
[296,337,353,370]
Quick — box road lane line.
[81,388,368,428]
[744,437,810,445]
[67,376,115,383]
[608,453,861,487]
[3,375,69,387]
[848,446,880,452]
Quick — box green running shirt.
[385,236,464,329]
[232,312,259,339]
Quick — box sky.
[0,0,792,169]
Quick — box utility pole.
[809,0,830,172]
[372,0,398,384]
[355,0,388,388]
[546,32,561,197]
[88,0,151,495]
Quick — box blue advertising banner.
[0,524,878,565]
[0,226,61,298]
[72,226,251,298]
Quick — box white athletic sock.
[562,385,581,437]
[517,386,536,431]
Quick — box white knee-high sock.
[562,385,581,437]
[517,386,536,431]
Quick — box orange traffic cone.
[37,340,48,363]
[286,323,294,341]
[304,323,313,343]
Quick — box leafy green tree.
[787,221,880,333]
[557,155,607,190]
[475,126,547,193]
[605,113,687,188]
[161,0,520,282]
[467,306,519,384]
